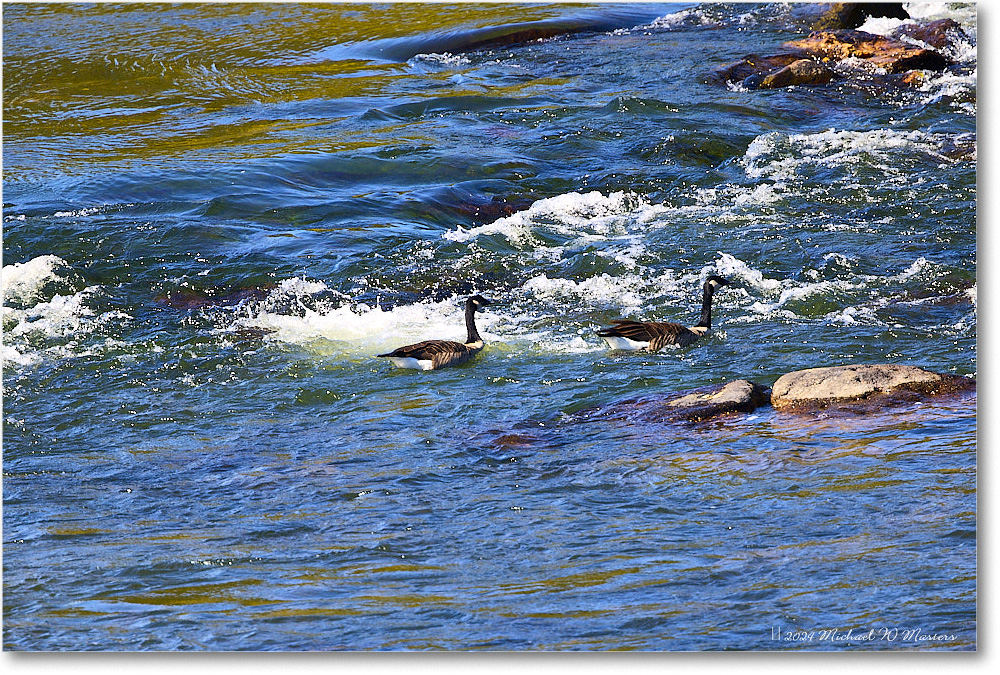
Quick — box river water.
[2,2,976,651]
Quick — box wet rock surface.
[771,364,974,409]
[784,29,949,73]
[715,9,964,90]
[757,58,835,89]
[715,54,805,87]
[580,379,770,424]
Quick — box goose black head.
[705,275,730,292]
[467,295,493,310]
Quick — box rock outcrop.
[771,364,973,409]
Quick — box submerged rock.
[154,286,272,310]
[771,364,973,409]
[663,379,770,421]
[582,379,770,424]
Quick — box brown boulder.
[785,29,949,72]
[759,59,835,88]
[771,364,973,409]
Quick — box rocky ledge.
[716,16,967,90]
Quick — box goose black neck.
[465,302,482,344]
[695,283,715,329]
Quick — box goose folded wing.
[600,320,685,341]
[379,339,469,359]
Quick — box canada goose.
[377,295,493,370]
[597,275,730,350]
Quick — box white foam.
[742,128,936,181]
[647,8,715,30]
[860,5,976,72]
[443,191,669,246]
[713,253,783,293]
[411,52,470,67]
[521,272,648,310]
[858,3,976,45]
[1,343,41,368]
[1,255,134,370]
[918,70,977,109]
[5,292,94,337]
[275,276,329,296]
[895,256,937,281]
[714,251,887,325]
[52,207,103,218]
[824,305,880,326]
[2,255,72,305]
[2,289,132,369]
[233,294,499,356]
[732,182,785,208]
[857,17,913,36]
[906,1,977,32]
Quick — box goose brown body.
[597,275,730,351]
[598,320,706,350]
[377,338,483,370]
[377,295,491,370]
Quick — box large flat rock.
[771,364,972,409]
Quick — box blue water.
[2,2,976,651]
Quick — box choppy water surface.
[2,2,976,651]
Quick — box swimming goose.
[377,295,493,370]
[597,275,730,350]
